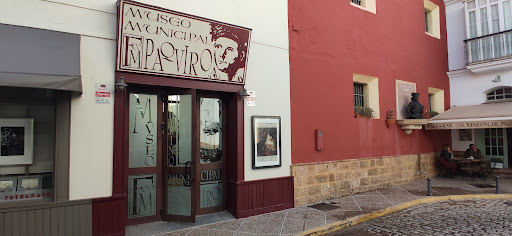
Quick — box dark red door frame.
[111,72,245,222]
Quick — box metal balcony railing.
[465,29,512,65]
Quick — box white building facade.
[442,0,512,167]
[0,0,292,234]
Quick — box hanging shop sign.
[116,0,252,84]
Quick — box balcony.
[465,30,512,73]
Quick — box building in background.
[289,0,451,206]
[0,0,292,235]
[440,0,512,166]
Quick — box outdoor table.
[451,158,484,176]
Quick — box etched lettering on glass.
[167,95,192,167]
[167,173,191,216]
[200,181,222,208]
[200,168,222,208]
[128,174,156,218]
[129,93,158,168]
[200,98,222,164]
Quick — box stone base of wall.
[292,153,439,206]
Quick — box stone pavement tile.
[355,191,381,196]
[157,228,193,236]
[139,221,171,236]
[280,218,305,235]
[377,189,409,195]
[353,195,389,203]
[288,208,325,220]
[382,195,417,202]
[359,202,392,211]
[331,196,357,203]
[125,225,139,236]
[200,212,224,224]
[338,202,361,211]
[341,211,363,219]
[200,218,245,231]
[261,209,288,219]
[187,228,235,236]
[304,219,326,231]
[216,211,237,221]
[237,216,284,234]
[325,209,347,221]
[234,232,279,236]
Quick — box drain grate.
[471,184,495,188]
[308,202,340,212]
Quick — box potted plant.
[385,109,394,127]
[429,110,439,118]
[354,106,374,118]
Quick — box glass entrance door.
[127,91,162,225]
[127,88,228,224]
[477,128,509,168]
[162,91,196,222]
[198,95,226,214]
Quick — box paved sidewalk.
[127,176,512,236]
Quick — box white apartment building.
[438,0,512,167]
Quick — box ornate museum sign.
[117,0,252,84]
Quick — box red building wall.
[289,0,451,164]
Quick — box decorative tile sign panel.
[395,80,416,120]
[117,0,252,84]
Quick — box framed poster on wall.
[0,118,34,165]
[252,116,282,169]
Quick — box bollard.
[496,176,501,194]
[427,177,432,196]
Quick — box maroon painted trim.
[237,203,294,219]
[237,96,244,181]
[112,86,126,195]
[92,195,127,236]
[227,176,294,219]
[118,72,243,93]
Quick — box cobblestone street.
[327,199,512,236]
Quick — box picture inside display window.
[0,118,33,165]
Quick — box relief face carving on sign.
[117,0,251,84]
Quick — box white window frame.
[353,73,380,119]
[465,0,511,39]
[424,0,441,39]
[350,0,377,14]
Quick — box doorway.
[126,87,229,225]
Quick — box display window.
[0,87,70,204]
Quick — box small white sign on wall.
[247,91,256,107]
[95,83,111,104]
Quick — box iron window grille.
[354,83,364,108]
[351,0,362,6]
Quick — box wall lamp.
[115,77,128,91]
[239,88,251,97]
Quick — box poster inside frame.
[252,116,281,169]
[0,118,34,165]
